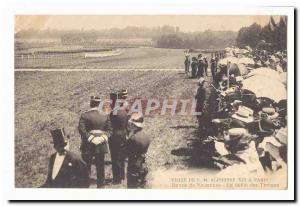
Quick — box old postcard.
[8,4,295,201]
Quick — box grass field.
[15,47,186,70]
[15,48,214,188]
[15,70,206,188]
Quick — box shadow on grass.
[171,129,217,169]
[170,79,220,169]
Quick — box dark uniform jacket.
[211,61,217,73]
[42,151,89,188]
[109,107,129,144]
[78,108,110,154]
[197,61,205,77]
[127,130,151,157]
[191,61,198,77]
[195,87,206,112]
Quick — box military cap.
[110,89,128,100]
[90,96,101,102]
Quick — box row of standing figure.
[184,53,218,82]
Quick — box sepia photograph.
[1,1,294,200]
[14,14,290,191]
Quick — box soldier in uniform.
[42,128,90,188]
[109,89,129,184]
[191,57,198,78]
[184,55,190,74]
[210,58,217,82]
[126,113,152,188]
[78,96,110,188]
[195,78,207,133]
[197,58,205,78]
[203,56,208,77]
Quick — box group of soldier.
[42,89,151,189]
[184,51,224,82]
[185,51,225,134]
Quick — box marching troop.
[42,89,152,188]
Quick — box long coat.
[191,61,198,78]
[197,61,205,77]
[195,86,206,112]
[78,108,110,154]
[42,151,89,188]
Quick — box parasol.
[246,67,281,81]
[238,57,255,65]
[218,57,238,66]
[228,63,249,76]
[280,72,287,86]
[242,75,286,102]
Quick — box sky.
[15,15,281,32]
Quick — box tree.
[156,34,183,48]
[236,16,287,51]
[236,23,262,48]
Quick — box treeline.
[15,25,181,39]
[15,26,237,49]
[156,30,237,49]
[236,16,287,50]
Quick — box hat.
[129,112,144,128]
[259,118,277,132]
[230,100,243,110]
[262,107,275,114]
[119,89,128,99]
[261,107,279,119]
[50,128,68,147]
[228,128,247,137]
[232,106,254,123]
[110,89,128,100]
[256,97,274,108]
[198,77,206,86]
[90,96,101,102]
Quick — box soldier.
[215,52,219,65]
[109,89,129,184]
[191,57,198,78]
[78,96,110,188]
[203,56,208,77]
[195,78,207,132]
[197,59,205,78]
[42,128,89,188]
[184,55,190,74]
[210,58,217,82]
[126,113,152,188]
